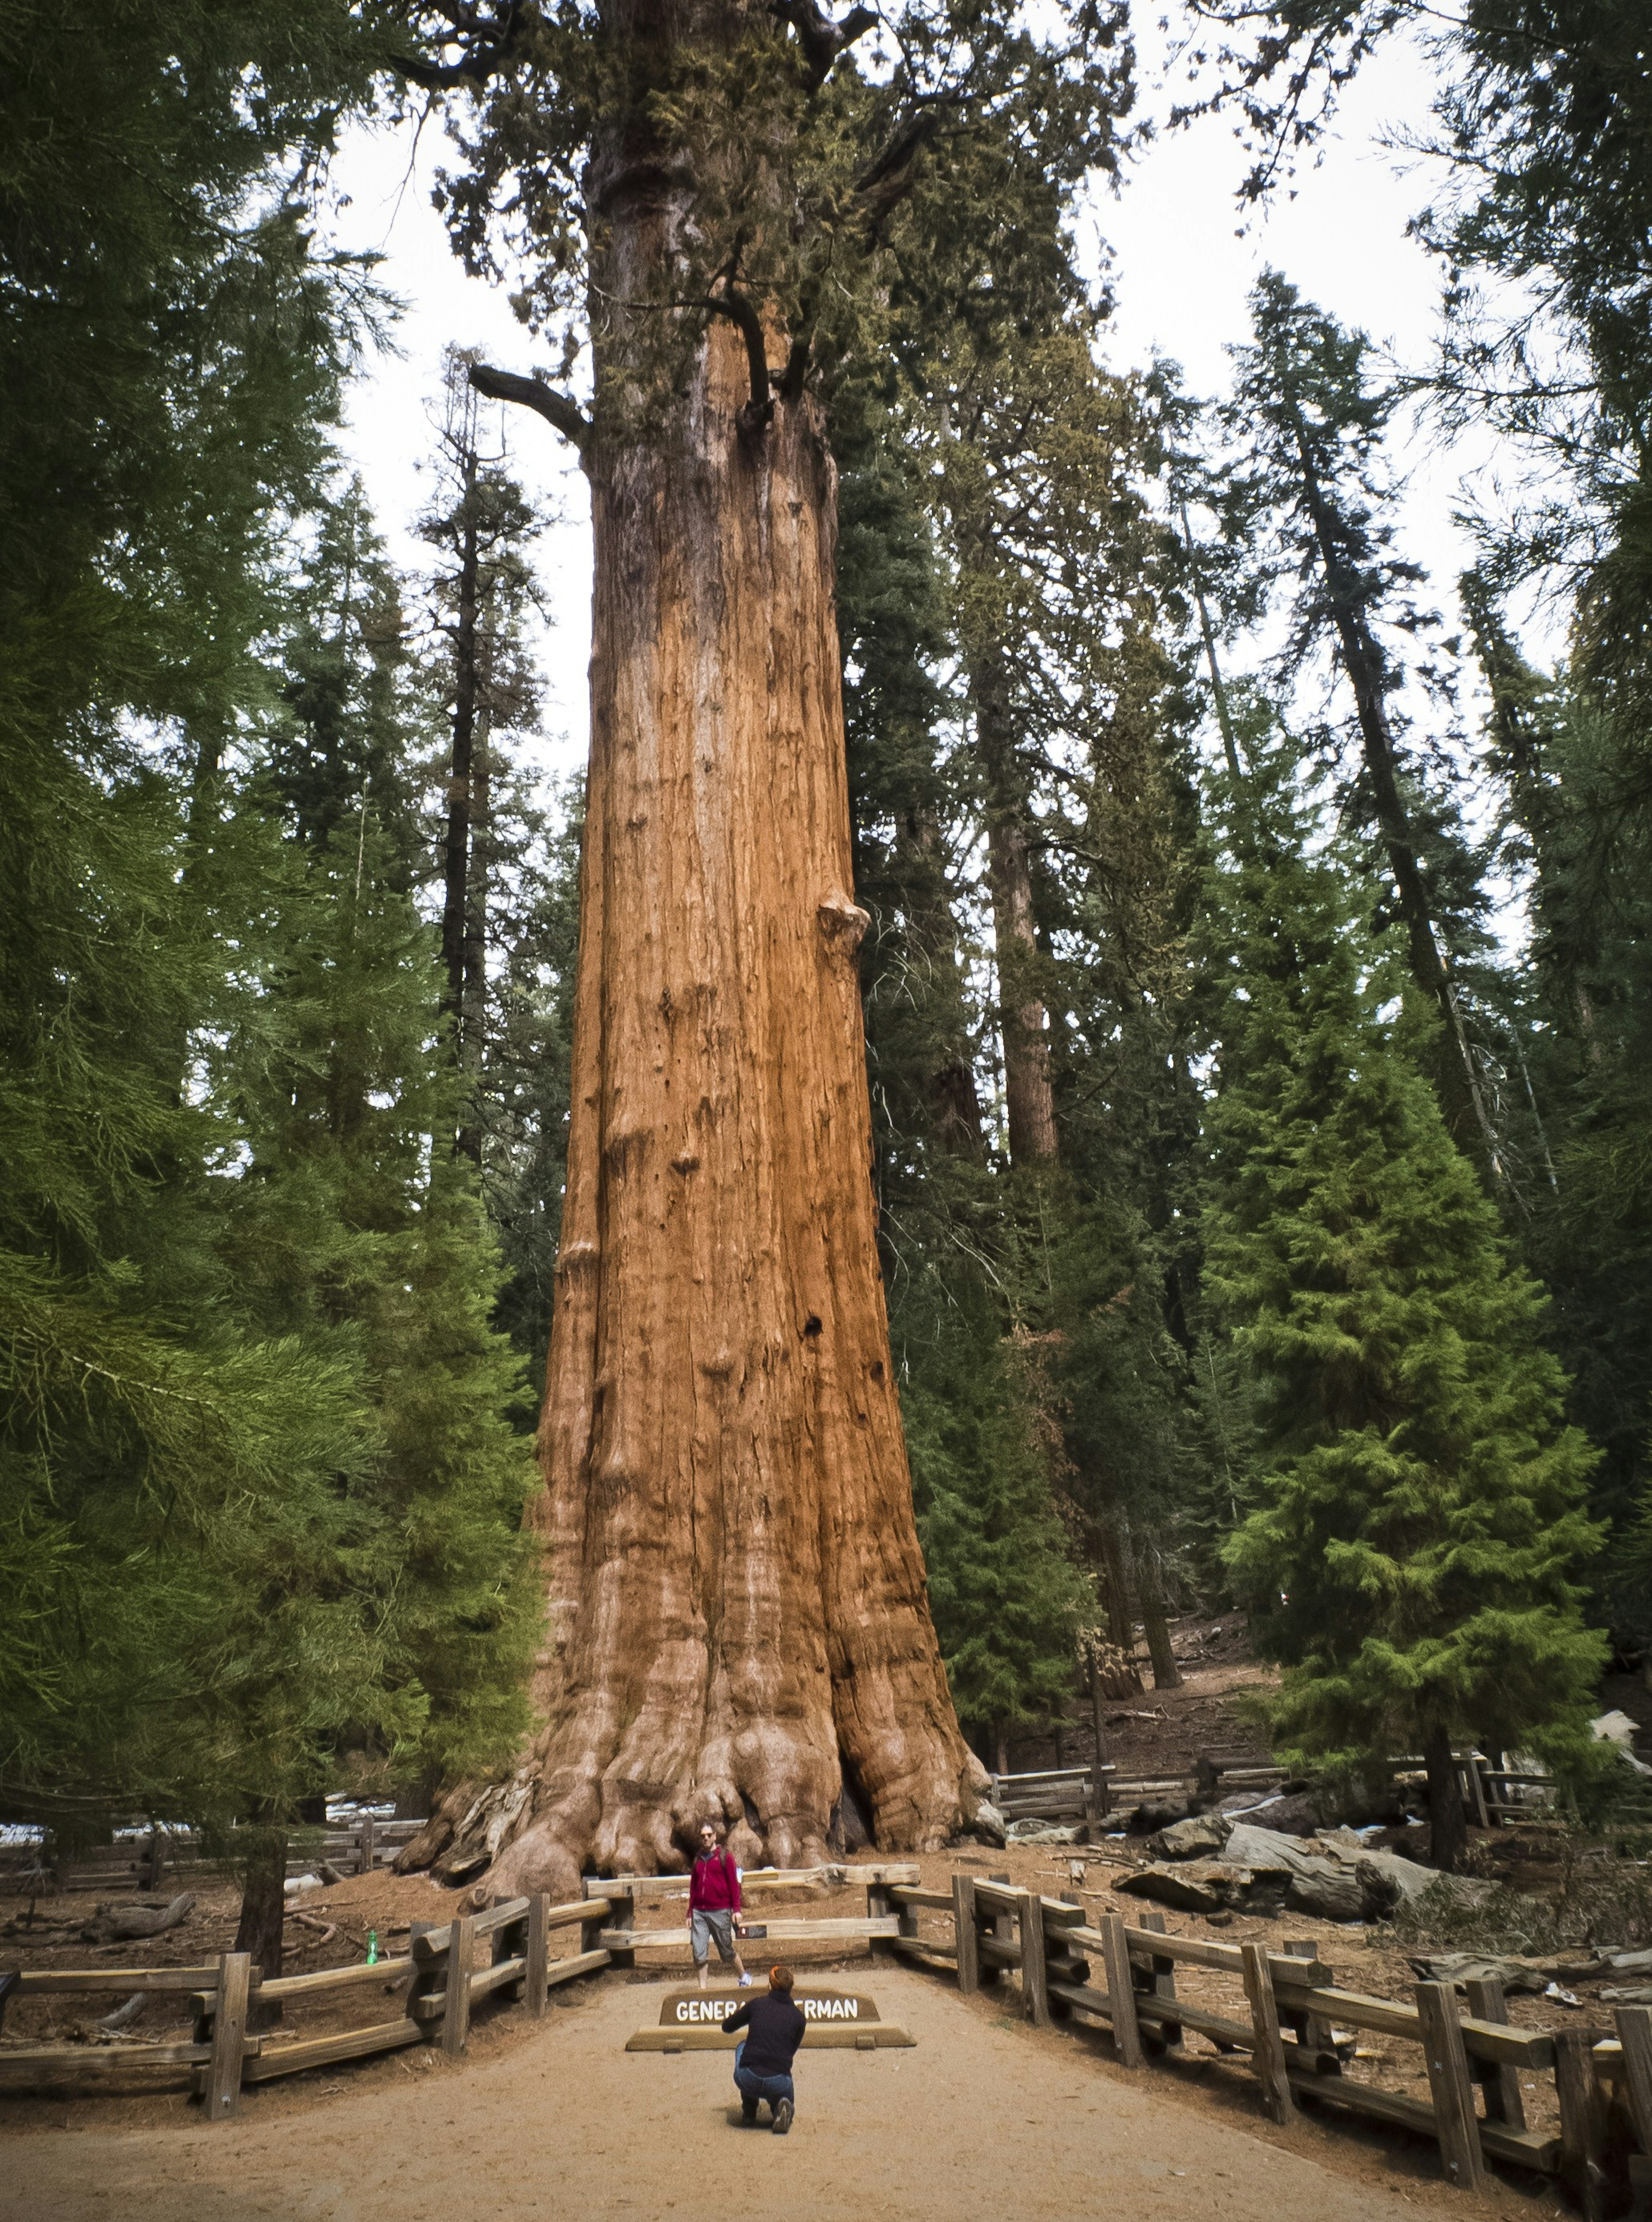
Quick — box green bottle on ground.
[367,1929,378,1966]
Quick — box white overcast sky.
[323,8,1514,783]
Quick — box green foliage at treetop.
[1200,739,1608,1774]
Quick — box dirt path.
[5,1967,1529,2222]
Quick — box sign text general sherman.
[658,1989,877,2026]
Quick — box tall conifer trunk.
[1424,1723,1469,1874]
[476,54,977,1895]
[972,649,1059,1165]
[1283,410,1499,1170]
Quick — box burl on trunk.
[465,311,977,1897]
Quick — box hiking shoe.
[772,2098,793,2136]
[738,1972,753,1987]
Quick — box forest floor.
[1010,1610,1282,1782]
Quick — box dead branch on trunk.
[468,365,592,452]
[772,0,879,88]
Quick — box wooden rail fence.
[876,1876,1648,2213]
[10,1852,1643,2212]
[0,1890,614,2115]
[989,1766,1115,1825]
[0,1817,425,1896]
[0,1862,921,2113]
[996,1747,1565,1828]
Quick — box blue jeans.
[733,2040,795,2117]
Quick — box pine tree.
[1221,274,1500,1169]
[903,1282,1093,1770]
[416,349,547,1162]
[0,0,387,1845]
[1200,738,1606,1867]
[1459,590,1652,1633]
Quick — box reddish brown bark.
[478,296,976,1895]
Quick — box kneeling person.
[723,1964,805,2134]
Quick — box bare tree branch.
[772,0,879,89]
[853,110,940,225]
[394,1,533,91]
[468,363,591,450]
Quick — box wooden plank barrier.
[988,1766,1114,1824]
[0,1889,617,2111]
[592,1869,915,1961]
[0,1817,429,1897]
[868,1883,1621,2197]
[7,1846,1638,2200]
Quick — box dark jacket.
[722,1991,806,2077]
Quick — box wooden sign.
[658,1986,879,2028]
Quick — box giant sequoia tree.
[393,0,1126,1891]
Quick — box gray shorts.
[690,1908,738,1966]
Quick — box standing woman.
[688,1819,750,1991]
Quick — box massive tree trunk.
[473,97,977,1896]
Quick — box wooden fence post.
[141,1826,166,1894]
[1616,2006,1652,2222]
[1414,1980,1487,2193]
[1282,1937,1335,2063]
[986,1871,1014,1989]
[443,1914,474,2058]
[1240,1941,1295,2127]
[206,1952,250,2122]
[1018,1892,1050,2028]
[1556,2024,1608,2222]
[408,1918,438,2036]
[1137,1911,1181,2051]
[359,1813,376,1876]
[1459,1752,1491,1832]
[1618,2006,1652,2154]
[952,1874,980,1996]
[1099,1914,1143,2070]
[524,1893,549,2018]
[605,1885,635,1972]
[1463,1975,1525,2128]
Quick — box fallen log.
[287,1913,339,1954]
[96,1993,148,2033]
[80,1892,194,1944]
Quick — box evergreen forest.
[5,0,1650,1905]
